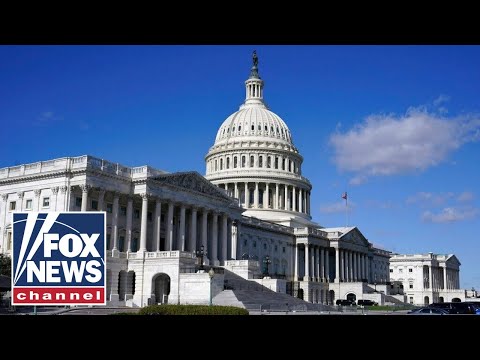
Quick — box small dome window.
[271,126,274,132]
[227,128,230,133]
[238,125,242,131]
[233,127,236,132]
[258,124,261,130]
[264,125,268,131]
[251,124,254,131]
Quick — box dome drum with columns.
[205,52,315,228]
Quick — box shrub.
[138,304,249,315]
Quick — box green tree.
[0,254,11,277]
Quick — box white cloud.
[319,201,355,214]
[422,206,479,223]
[329,105,480,180]
[349,175,367,186]
[35,111,61,126]
[406,192,454,207]
[433,94,450,107]
[457,191,474,202]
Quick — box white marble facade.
[0,53,463,307]
[389,253,465,306]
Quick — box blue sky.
[1,45,479,290]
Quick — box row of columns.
[334,248,369,283]
[208,153,300,175]
[77,185,237,264]
[220,182,311,215]
[294,244,330,282]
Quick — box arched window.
[288,160,291,172]
[259,155,263,168]
[234,156,238,168]
[214,160,217,171]
[250,156,254,167]
[249,189,254,204]
[271,126,274,132]
[220,158,223,170]
[265,125,268,131]
[233,126,235,132]
[258,124,261,131]
[242,156,246,168]
[226,157,230,169]
[238,125,242,131]
[227,128,229,133]
[282,158,286,170]
[267,156,271,168]
[251,124,254,131]
[275,157,279,169]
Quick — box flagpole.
[345,195,348,228]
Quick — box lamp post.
[208,268,215,306]
[196,245,205,272]
[263,255,272,278]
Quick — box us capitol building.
[0,53,465,308]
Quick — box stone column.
[284,185,288,210]
[310,246,315,280]
[154,199,162,251]
[51,187,59,211]
[166,202,174,251]
[97,188,105,211]
[350,251,354,281]
[340,250,345,281]
[366,256,370,283]
[325,249,330,282]
[254,182,259,208]
[428,265,433,289]
[294,244,299,281]
[231,220,238,260]
[244,182,249,208]
[307,192,311,215]
[275,183,279,210]
[265,183,269,208]
[139,193,148,252]
[335,248,340,283]
[299,188,303,213]
[234,183,239,204]
[189,207,197,252]
[211,213,218,264]
[178,205,186,251]
[201,209,208,256]
[33,190,41,211]
[320,248,325,281]
[292,186,296,212]
[80,184,90,212]
[17,191,24,211]
[221,214,228,263]
[59,186,68,210]
[126,196,133,252]
[111,193,119,251]
[353,252,357,281]
[304,244,310,281]
[315,246,320,281]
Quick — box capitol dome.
[205,51,314,228]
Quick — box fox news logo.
[12,212,106,305]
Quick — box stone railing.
[206,169,311,185]
[224,259,260,268]
[0,155,167,180]
[241,215,294,234]
[107,249,195,259]
[294,227,328,238]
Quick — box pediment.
[152,171,233,202]
[342,227,370,246]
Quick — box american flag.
[341,192,347,200]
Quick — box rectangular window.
[91,200,98,210]
[274,245,278,252]
[253,241,256,248]
[244,239,247,247]
[25,199,33,210]
[389,269,393,273]
[106,203,113,213]
[120,206,127,216]
[42,197,50,208]
[134,209,140,219]
[283,246,286,253]
[409,296,414,304]
[409,268,413,273]
[106,234,111,249]
[409,284,413,289]
[161,214,165,222]
[148,211,153,222]
[263,243,267,250]
[7,232,12,250]
[119,236,125,252]
[75,197,82,208]
[9,201,16,211]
